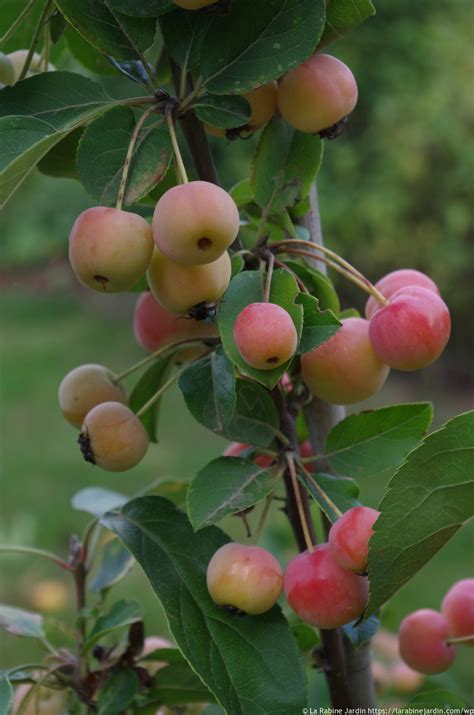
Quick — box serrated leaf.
[0,676,13,715]
[178,349,236,433]
[326,403,434,478]
[366,410,474,618]
[188,456,277,530]
[251,118,323,212]
[55,0,156,60]
[77,106,171,206]
[342,613,379,648]
[301,472,360,522]
[102,496,307,715]
[97,670,140,715]
[296,293,340,354]
[283,260,340,314]
[218,269,303,388]
[201,0,325,95]
[84,600,142,652]
[72,487,128,516]
[108,0,172,17]
[319,0,375,48]
[90,537,134,592]
[194,94,251,129]
[160,7,212,69]
[129,355,174,442]
[37,127,83,179]
[0,605,44,639]
[219,379,279,448]
[149,662,215,705]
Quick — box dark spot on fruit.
[221,604,246,617]
[78,431,95,465]
[198,237,213,251]
[94,275,109,290]
[267,356,280,364]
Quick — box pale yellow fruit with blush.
[147,248,231,315]
[59,364,128,428]
[30,579,69,613]
[7,50,55,83]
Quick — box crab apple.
[147,248,231,315]
[207,82,278,136]
[173,0,218,8]
[0,52,15,86]
[79,402,149,472]
[233,302,298,370]
[133,292,217,359]
[58,364,127,429]
[441,579,474,645]
[369,286,451,370]
[371,661,391,694]
[223,442,274,469]
[142,635,173,675]
[373,629,400,661]
[398,609,456,674]
[277,53,358,134]
[207,542,283,615]
[391,661,423,694]
[30,579,69,613]
[152,181,240,265]
[7,50,55,83]
[328,506,380,574]
[365,269,440,319]
[12,685,65,715]
[284,544,368,629]
[301,317,389,405]
[299,440,315,470]
[69,207,153,292]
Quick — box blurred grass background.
[0,0,473,707]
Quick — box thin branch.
[116,106,159,210]
[0,0,38,49]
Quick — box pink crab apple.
[133,292,217,360]
[147,248,231,315]
[284,543,368,629]
[69,207,154,292]
[390,661,424,694]
[301,317,389,405]
[398,609,456,674]
[58,364,128,429]
[152,181,240,265]
[277,53,358,134]
[369,286,451,370]
[79,402,149,472]
[207,82,278,136]
[441,579,474,646]
[141,636,173,675]
[233,302,298,370]
[223,442,274,469]
[207,542,283,615]
[365,269,440,319]
[328,506,380,573]
[299,440,315,471]
[173,0,218,8]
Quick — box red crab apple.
[301,317,389,405]
[152,181,240,265]
[79,402,149,472]
[398,609,456,674]
[369,286,451,370]
[207,542,283,615]
[441,579,474,646]
[284,543,368,629]
[365,268,439,319]
[58,364,128,429]
[147,248,231,315]
[233,302,298,370]
[69,207,154,292]
[278,54,358,134]
[328,506,380,573]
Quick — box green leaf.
[220,379,279,448]
[178,349,236,434]
[201,0,325,94]
[77,106,171,206]
[108,0,172,16]
[251,118,323,212]
[72,487,128,516]
[218,269,303,388]
[188,456,277,530]
[366,410,474,618]
[302,472,360,522]
[97,670,140,715]
[65,26,117,74]
[283,260,340,314]
[141,647,185,664]
[404,689,468,710]
[290,623,319,652]
[326,403,434,478]
[102,497,307,715]
[55,0,156,60]
[37,127,83,179]
[231,253,245,277]
[90,537,134,592]
[0,676,13,715]
[342,613,379,648]
[160,7,212,69]
[230,178,254,208]
[296,293,340,354]
[0,605,44,639]
[149,662,214,705]
[339,307,361,319]
[320,0,375,48]
[129,355,174,442]
[194,94,251,129]
[84,599,142,652]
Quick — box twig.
[116,106,159,210]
